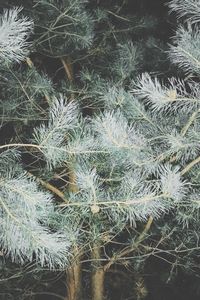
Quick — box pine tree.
[1,1,200,300]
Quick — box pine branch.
[181,108,200,136]
[0,7,33,62]
[169,26,200,75]
[0,170,70,268]
[61,57,74,83]
[103,216,153,272]
[181,156,200,175]
[168,0,200,24]
[133,73,197,111]
[28,172,68,203]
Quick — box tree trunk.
[91,241,105,300]
[66,257,82,300]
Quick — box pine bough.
[0,1,200,270]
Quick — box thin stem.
[0,142,107,155]
[103,216,153,272]
[28,172,68,203]
[181,155,200,175]
[181,108,200,136]
[59,194,168,208]
[61,57,74,83]
[135,215,154,245]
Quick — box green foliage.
[32,0,94,57]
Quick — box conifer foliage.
[1,0,200,299]
[0,8,71,269]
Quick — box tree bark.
[66,255,82,300]
[91,241,105,300]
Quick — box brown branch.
[28,172,68,203]
[61,57,74,83]
[103,216,153,272]
[135,215,154,245]
[67,168,79,193]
